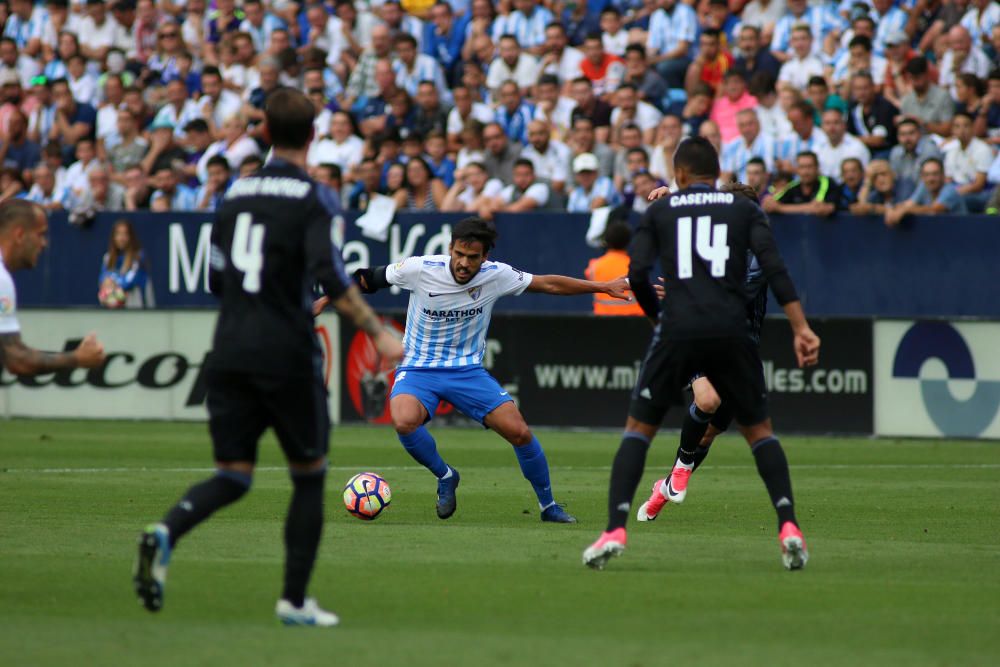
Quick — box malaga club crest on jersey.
[0,296,12,314]
[468,286,482,301]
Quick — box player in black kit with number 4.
[133,89,404,626]
[583,137,821,571]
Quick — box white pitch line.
[3,463,1000,474]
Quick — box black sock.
[677,403,713,466]
[607,432,651,532]
[751,437,797,529]
[162,471,251,547]
[282,467,326,608]
[691,444,712,472]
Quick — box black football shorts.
[629,336,768,428]
[206,367,330,464]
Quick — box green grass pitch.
[2,420,999,666]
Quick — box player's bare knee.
[693,384,721,413]
[393,416,422,436]
[507,425,533,446]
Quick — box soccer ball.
[343,472,391,520]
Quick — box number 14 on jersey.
[677,215,730,279]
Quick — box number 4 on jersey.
[232,212,265,293]
[677,215,730,278]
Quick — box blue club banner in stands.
[15,211,1000,317]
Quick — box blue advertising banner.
[15,211,1000,317]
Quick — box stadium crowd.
[0,0,997,224]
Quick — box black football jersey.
[207,158,351,376]
[629,183,798,340]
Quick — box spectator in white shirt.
[197,66,244,138]
[943,110,996,211]
[832,35,887,95]
[521,119,571,193]
[539,23,584,86]
[199,114,261,186]
[442,160,503,215]
[79,0,121,64]
[486,34,540,98]
[817,108,871,179]
[492,158,551,212]
[67,54,98,107]
[307,111,365,175]
[610,84,662,146]
[939,25,993,99]
[304,1,347,73]
[447,85,494,153]
[778,24,825,91]
[532,74,576,140]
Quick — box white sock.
[439,466,453,480]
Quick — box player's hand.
[74,333,106,369]
[312,296,330,316]
[605,276,633,301]
[373,328,404,364]
[793,327,821,368]
[655,276,665,300]
[647,185,671,201]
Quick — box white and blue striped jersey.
[492,6,554,49]
[722,133,776,181]
[960,3,1000,45]
[871,7,910,55]
[240,14,288,53]
[393,54,451,104]
[776,127,828,165]
[771,7,844,56]
[646,5,698,56]
[3,7,48,49]
[387,256,533,369]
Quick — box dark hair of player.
[897,117,920,132]
[807,75,828,88]
[673,137,721,180]
[0,199,41,233]
[513,157,535,171]
[452,216,498,253]
[747,156,767,168]
[264,88,315,149]
[604,221,631,251]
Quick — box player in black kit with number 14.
[583,137,821,571]
[133,89,404,626]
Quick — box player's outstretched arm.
[0,332,105,375]
[782,300,821,368]
[332,286,404,363]
[526,274,631,300]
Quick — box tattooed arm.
[0,332,106,376]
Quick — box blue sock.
[513,437,555,509]
[399,426,449,478]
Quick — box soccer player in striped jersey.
[353,217,631,523]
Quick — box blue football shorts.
[389,366,513,424]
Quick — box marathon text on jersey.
[422,306,485,320]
